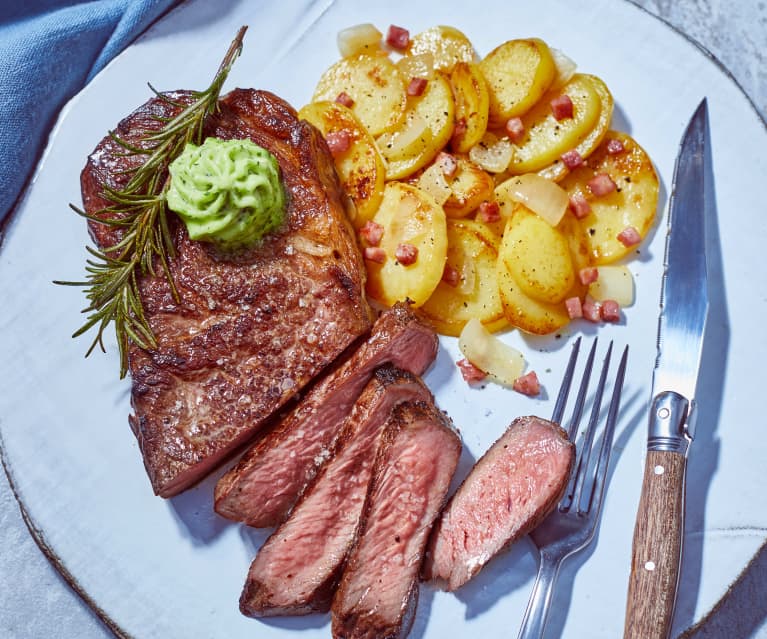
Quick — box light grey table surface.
[1,1,765,638]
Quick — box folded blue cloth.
[0,0,180,225]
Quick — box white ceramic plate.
[2,1,766,637]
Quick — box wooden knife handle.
[623,449,687,639]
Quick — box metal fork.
[516,338,629,639]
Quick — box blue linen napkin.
[0,0,180,226]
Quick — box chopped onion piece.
[550,48,577,90]
[337,24,383,58]
[417,163,451,206]
[501,174,569,226]
[396,53,435,81]
[469,133,513,173]
[377,113,432,161]
[588,265,634,306]
[458,318,526,386]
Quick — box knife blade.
[623,98,711,639]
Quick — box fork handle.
[517,549,562,639]
[623,449,687,639]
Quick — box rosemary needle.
[56,26,248,378]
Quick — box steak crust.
[80,89,372,497]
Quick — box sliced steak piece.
[214,302,438,527]
[239,366,432,617]
[331,400,461,639]
[81,89,372,497]
[422,415,575,591]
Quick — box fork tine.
[584,344,629,515]
[551,337,581,424]
[572,341,614,515]
[564,338,598,442]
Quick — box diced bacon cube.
[395,243,418,265]
[587,173,617,197]
[386,25,410,50]
[550,94,574,120]
[565,296,583,319]
[457,358,487,383]
[363,246,386,263]
[335,91,354,108]
[407,77,428,97]
[560,149,584,169]
[436,151,458,178]
[505,117,525,144]
[478,200,501,223]
[578,267,599,286]
[325,130,352,157]
[568,193,592,219]
[601,299,621,322]
[582,295,602,323]
[606,138,626,155]
[617,226,642,247]
[442,263,460,287]
[513,371,541,396]
[451,117,468,147]
[359,220,384,246]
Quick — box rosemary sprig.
[56,26,248,378]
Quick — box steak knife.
[623,99,711,639]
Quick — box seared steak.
[423,416,575,591]
[331,400,461,639]
[214,302,438,527]
[239,366,432,617]
[81,89,372,497]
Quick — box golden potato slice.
[506,74,602,175]
[496,205,589,334]
[378,72,455,180]
[312,54,406,136]
[420,219,507,336]
[443,156,495,218]
[559,131,659,264]
[407,25,477,73]
[365,182,448,307]
[449,62,490,153]
[298,101,385,228]
[537,74,614,182]
[479,38,556,127]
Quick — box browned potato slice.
[443,156,495,218]
[506,74,602,175]
[496,205,589,334]
[537,75,614,182]
[480,38,556,127]
[312,54,406,136]
[298,101,385,228]
[365,182,447,307]
[449,62,490,153]
[407,25,477,73]
[559,131,659,264]
[378,72,455,180]
[420,219,507,336]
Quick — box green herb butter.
[166,137,286,250]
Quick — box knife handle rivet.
[654,465,665,475]
[657,407,670,419]
[645,561,656,571]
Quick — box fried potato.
[420,219,507,336]
[559,131,659,264]
[299,101,385,228]
[312,54,406,137]
[496,204,589,334]
[377,72,455,180]
[407,25,477,73]
[365,182,448,307]
[537,74,614,182]
[443,156,495,218]
[480,38,556,127]
[449,62,490,153]
[506,74,602,175]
